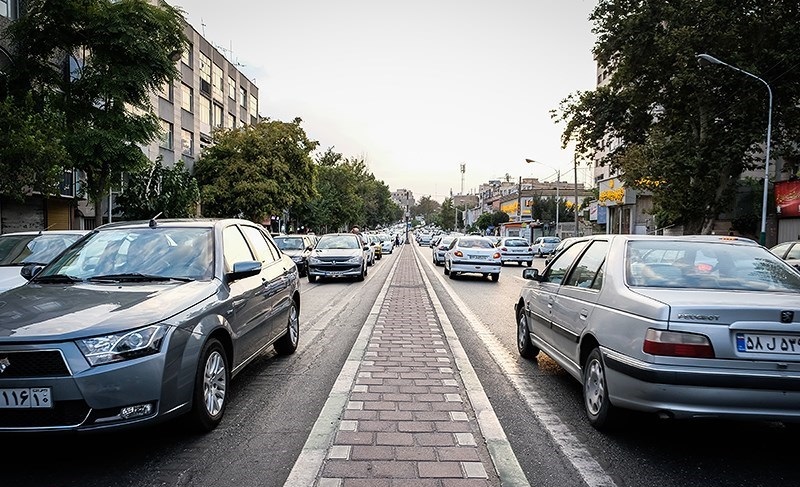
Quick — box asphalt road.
[5,242,799,487]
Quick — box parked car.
[0,218,301,433]
[444,236,502,281]
[432,235,456,266]
[307,233,369,282]
[515,234,800,430]
[0,230,89,293]
[769,240,800,270]
[274,234,315,276]
[532,236,561,257]
[368,234,383,260]
[496,237,534,266]
[544,236,579,266]
[378,233,394,254]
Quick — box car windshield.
[39,227,214,281]
[274,237,305,251]
[316,235,360,250]
[458,238,493,249]
[626,240,800,291]
[0,233,85,266]
[504,239,528,247]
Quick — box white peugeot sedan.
[496,237,534,266]
[444,236,502,282]
[516,234,800,430]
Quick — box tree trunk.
[94,193,105,228]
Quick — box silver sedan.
[515,234,800,429]
[444,236,502,282]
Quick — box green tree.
[4,0,187,226]
[115,157,199,220]
[194,118,318,223]
[411,196,442,224]
[438,198,462,231]
[554,0,800,234]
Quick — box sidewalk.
[286,244,526,486]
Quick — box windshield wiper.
[88,273,193,283]
[34,274,83,283]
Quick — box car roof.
[0,230,89,236]
[95,218,258,230]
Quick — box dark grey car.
[0,218,301,432]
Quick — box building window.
[0,0,17,19]
[160,120,173,150]
[212,63,223,100]
[181,129,194,155]
[180,83,193,112]
[228,75,236,99]
[249,94,258,117]
[199,52,211,96]
[182,42,193,67]
[158,81,173,102]
[213,104,224,128]
[240,86,247,108]
[227,113,235,129]
[199,96,211,124]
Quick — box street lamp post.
[526,159,560,237]
[697,53,773,246]
[574,153,579,236]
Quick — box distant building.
[391,189,415,209]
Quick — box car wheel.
[356,265,366,281]
[274,299,299,355]
[527,260,533,267]
[448,269,457,279]
[538,250,543,257]
[187,338,229,432]
[517,311,539,359]
[491,273,499,282]
[300,264,307,277]
[518,261,523,266]
[583,348,617,430]
[444,262,450,275]
[308,274,317,283]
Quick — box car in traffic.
[378,233,394,254]
[432,235,456,266]
[496,237,534,266]
[444,236,502,281]
[769,240,800,270]
[368,234,383,260]
[0,230,89,292]
[307,233,369,282]
[274,234,315,276]
[0,218,301,433]
[532,236,561,257]
[545,236,579,266]
[515,234,800,429]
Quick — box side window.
[565,241,609,289]
[786,244,800,260]
[223,225,255,272]
[240,225,278,264]
[544,241,589,284]
[771,242,792,259]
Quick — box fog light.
[120,403,153,419]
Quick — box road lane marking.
[411,247,531,486]
[416,245,619,487]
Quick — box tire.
[308,274,317,283]
[583,348,617,430]
[444,262,450,276]
[527,261,533,267]
[491,273,500,282]
[300,264,307,277]
[187,338,230,432]
[448,269,457,280]
[517,311,539,359]
[518,261,523,266]
[274,299,299,355]
[356,265,366,281]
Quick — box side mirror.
[227,260,262,282]
[522,268,541,281]
[21,264,44,281]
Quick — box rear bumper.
[501,253,533,262]
[450,261,501,274]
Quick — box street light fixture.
[525,159,560,237]
[696,53,773,245]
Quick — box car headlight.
[345,256,362,264]
[76,325,167,366]
[309,256,322,264]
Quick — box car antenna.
[39,223,57,235]
[149,212,163,229]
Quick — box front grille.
[0,351,70,378]
[0,400,89,428]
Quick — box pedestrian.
[351,226,360,234]
[394,234,400,246]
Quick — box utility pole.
[517,176,522,222]
[574,153,579,237]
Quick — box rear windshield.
[504,239,529,247]
[458,238,494,249]
[626,240,800,291]
[542,237,560,244]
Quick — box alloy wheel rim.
[585,359,605,415]
[518,315,528,350]
[203,350,227,417]
[288,304,299,345]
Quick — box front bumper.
[602,347,800,421]
[308,263,363,277]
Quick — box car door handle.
[579,309,589,320]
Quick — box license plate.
[469,255,484,260]
[326,271,342,276]
[0,387,52,409]
[736,333,800,354]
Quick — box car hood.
[312,249,362,258]
[631,288,800,326]
[0,267,26,293]
[0,280,219,342]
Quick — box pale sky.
[176,0,599,202]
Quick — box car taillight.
[643,329,715,358]
[493,252,501,259]
[454,250,463,257]
[501,247,508,251]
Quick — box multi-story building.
[391,189,415,209]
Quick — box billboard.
[776,180,800,218]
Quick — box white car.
[496,237,534,266]
[444,236,502,282]
[532,236,561,257]
[0,230,89,292]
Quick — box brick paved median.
[317,246,499,486]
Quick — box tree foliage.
[411,196,441,224]
[3,0,187,225]
[554,0,800,234]
[194,118,318,223]
[115,157,199,220]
